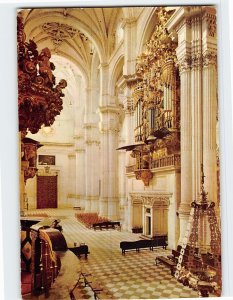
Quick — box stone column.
[73,75,86,208]
[75,145,86,209]
[67,153,76,207]
[171,15,193,242]
[99,106,120,220]
[190,15,203,202]
[83,82,101,212]
[202,8,218,204]
[84,124,100,213]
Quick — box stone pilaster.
[190,14,203,202]
[99,106,120,220]
[202,7,218,204]
[67,153,76,206]
[169,11,193,241]
[122,18,137,75]
[84,124,100,213]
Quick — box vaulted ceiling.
[20,8,144,77]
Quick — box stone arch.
[109,53,125,99]
[136,7,158,55]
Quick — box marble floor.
[25,208,200,300]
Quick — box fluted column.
[173,17,193,242]
[191,15,203,202]
[202,8,217,204]
[122,18,137,74]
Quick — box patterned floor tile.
[26,208,200,299]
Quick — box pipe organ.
[131,8,180,186]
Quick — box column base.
[178,203,191,245]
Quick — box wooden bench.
[93,221,121,231]
[69,244,89,259]
[155,256,177,275]
[120,235,167,255]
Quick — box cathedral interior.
[16,6,223,300]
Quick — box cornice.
[39,142,74,147]
[98,105,120,114]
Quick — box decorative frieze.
[203,12,217,38]
[130,192,171,208]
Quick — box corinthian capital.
[191,52,202,69]
[202,51,217,67]
[177,55,192,73]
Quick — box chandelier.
[175,164,221,297]
[17,16,67,136]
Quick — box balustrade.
[126,154,180,173]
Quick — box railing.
[126,165,136,173]
[125,154,180,173]
[151,154,180,169]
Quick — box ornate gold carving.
[134,169,153,186]
[133,7,179,143]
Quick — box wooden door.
[37,176,57,208]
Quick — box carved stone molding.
[83,123,97,130]
[178,202,191,216]
[75,148,85,153]
[42,22,77,47]
[130,192,171,208]
[85,140,100,146]
[203,13,217,38]
[99,105,120,115]
[191,52,203,69]
[202,51,217,67]
[175,18,191,33]
[123,74,141,88]
[100,128,119,135]
[177,55,192,73]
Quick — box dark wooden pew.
[155,256,177,275]
[120,235,167,255]
[93,221,121,230]
[69,244,89,259]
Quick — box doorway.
[146,216,151,236]
[37,175,57,208]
